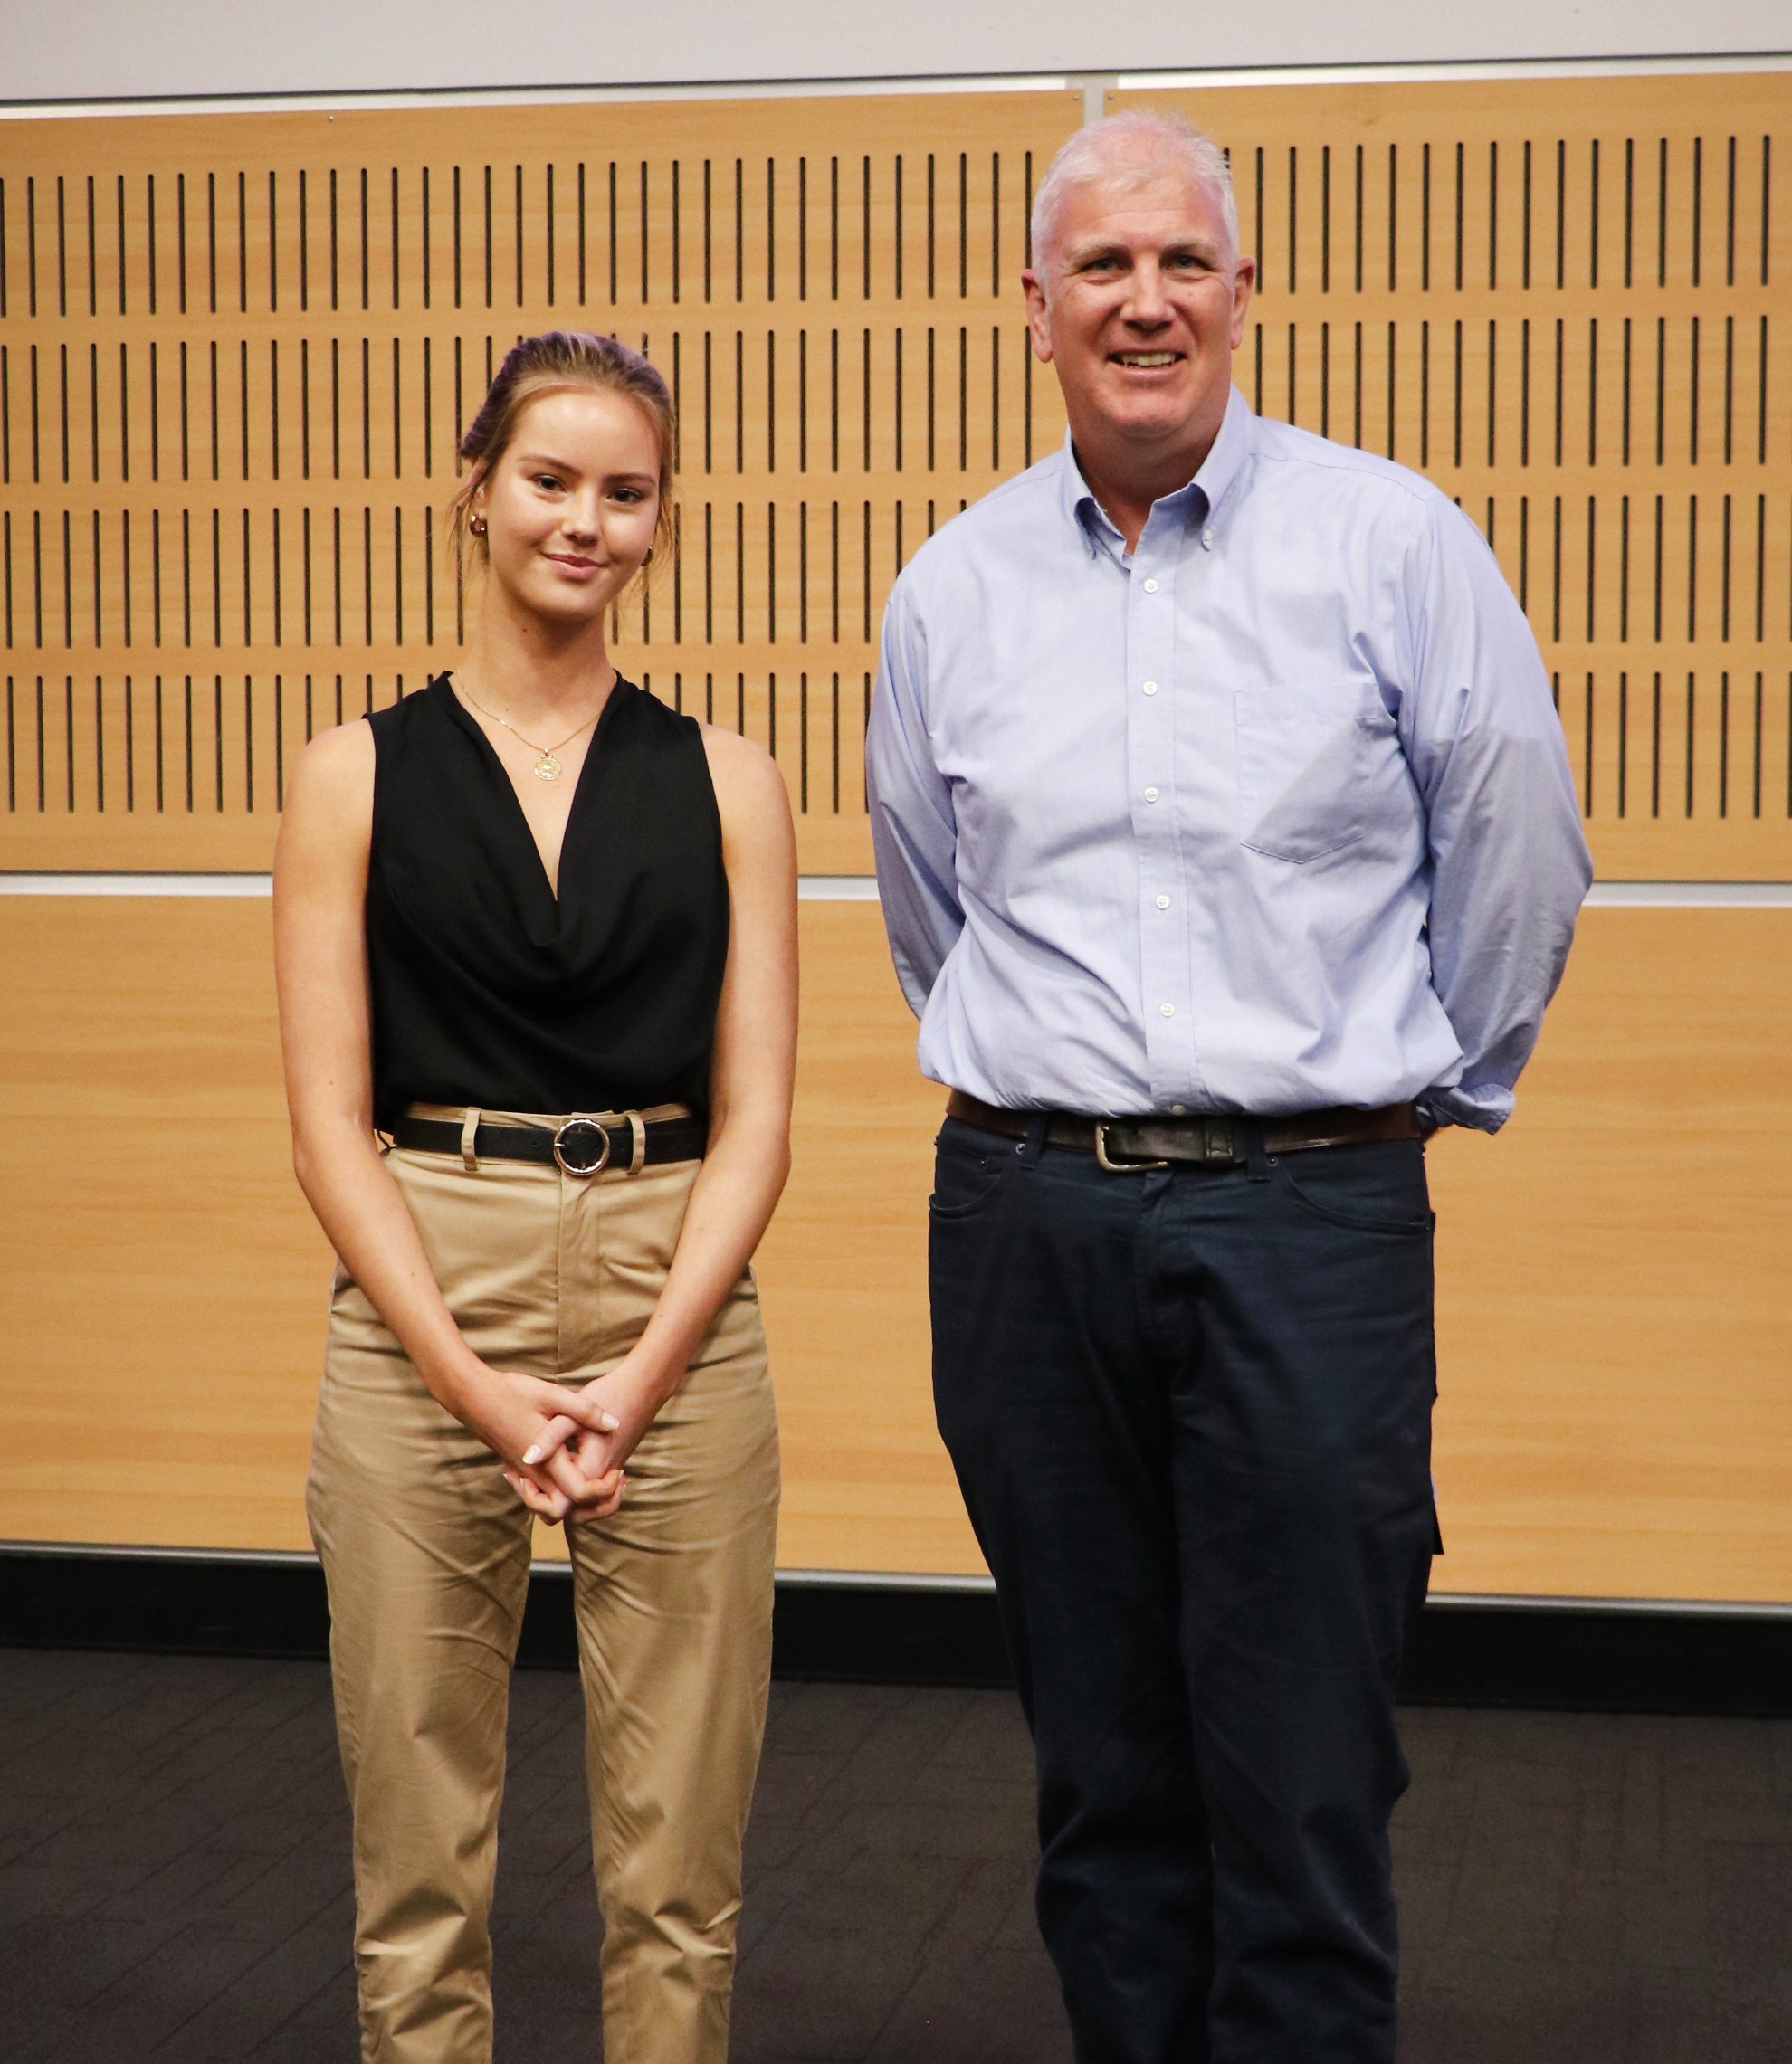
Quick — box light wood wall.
[2,72,1788,1601]
[1,895,1789,1601]
[0,72,1787,879]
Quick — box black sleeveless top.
[364,674,729,1128]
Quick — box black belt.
[946,1089,1423,1170]
[391,1109,707,1177]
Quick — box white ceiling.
[3,0,1788,106]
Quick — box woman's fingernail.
[598,1412,619,1431]
[521,1445,543,1465]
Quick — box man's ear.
[1022,270,1055,365]
[1227,257,1257,352]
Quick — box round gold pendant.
[532,754,563,781]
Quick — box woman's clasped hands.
[480,1355,665,1527]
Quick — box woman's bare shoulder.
[695,722,795,871]
[278,718,376,857]
[696,721,787,811]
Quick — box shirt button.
[1142,577,1158,593]
[1142,680,1158,696]
[1143,786,1159,803]
[1159,1002,1175,1018]
[1170,1104,1187,1116]
[1202,528,1215,548]
[1155,894,1171,910]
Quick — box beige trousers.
[307,1117,780,2064]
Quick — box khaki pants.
[307,1118,780,2064]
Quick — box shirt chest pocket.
[1234,685,1381,864]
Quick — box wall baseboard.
[2,1547,1787,1716]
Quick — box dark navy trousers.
[929,1118,1438,2064]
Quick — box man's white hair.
[1030,111,1239,278]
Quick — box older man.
[866,112,1590,2062]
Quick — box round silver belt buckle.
[552,1115,612,1177]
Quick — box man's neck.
[1070,408,1225,554]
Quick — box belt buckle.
[1092,1122,1169,1174]
[552,1115,613,1178]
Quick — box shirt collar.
[1059,384,1256,557]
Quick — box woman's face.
[472,386,663,626]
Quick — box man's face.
[1024,165,1254,461]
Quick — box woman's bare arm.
[517,726,798,1499]
[272,720,619,1521]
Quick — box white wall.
[3,0,1787,106]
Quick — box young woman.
[274,331,797,2064]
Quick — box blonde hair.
[447,330,677,571]
[1031,111,1239,278]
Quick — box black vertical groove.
[1686,494,1699,640]
[1420,143,1428,292]
[1588,139,1601,289]
[1386,321,1396,460]
[1654,318,1666,467]
[1451,320,1461,466]
[989,151,999,297]
[1620,493,1631,640]
[1652,493,1664,642]
[1290,146,1300,293]
[1519,319,1536,461]
[1551,495,1562,641]
[1690,316,1700,463]
[1453,139,1463,292]
[1387,144,1397,293]
[1321,145,1331,293]
[1692,135,1703,288]
[1555,139,1567,291]
[1657,138,1669,288]
[1622,317,1632,464]
[1588,317,1598,465]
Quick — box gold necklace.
[457,680,603,781]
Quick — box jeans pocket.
[1273,1141,1435,1234]
[929,1125,1016,1221]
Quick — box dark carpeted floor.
[1,1648,1788,2061]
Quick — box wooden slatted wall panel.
[1120,72,1792,880]
[0,91,1081,872]
[0,72,1786,879]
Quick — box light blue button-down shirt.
[865,386,1592,1131]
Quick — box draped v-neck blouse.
[363,674,729,1129]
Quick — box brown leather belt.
[946,1089,1422,1170]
